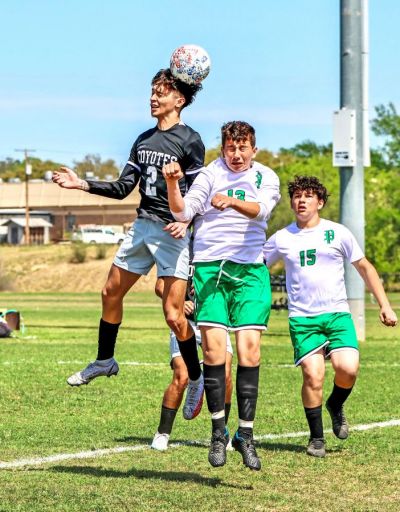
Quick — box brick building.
[0,181,140,241]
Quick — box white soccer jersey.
[263,219,365,317]
[173,157,280,263]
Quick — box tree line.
[1,103,399,276]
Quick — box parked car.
[72,226,125,244]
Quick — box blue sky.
[0,0,399,168]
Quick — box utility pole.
[333,0,370,341]
[15,148,36,245]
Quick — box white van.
[72,226,125,244]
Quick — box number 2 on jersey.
[145,166,157,196]
[299,249,316,267]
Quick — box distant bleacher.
[270,274,288,310]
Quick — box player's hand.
[380,305,398,327]
[52,167,81,189]
[184,300,195,316]
[211,193,234,211]
[163,222,187,239]
[162,162,183,181]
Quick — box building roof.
[3,217,53,228]
[0,182,140,208]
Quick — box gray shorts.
[169,321,233,361]
[114,218,190,279]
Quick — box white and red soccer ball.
[170,45,211,85]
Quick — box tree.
[73,154,120,180]
[280,140,332,159]
[0,157,63,181]
[371,102,400,167]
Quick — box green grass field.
[0,292,399,512]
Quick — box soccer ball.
[170,45,211,85]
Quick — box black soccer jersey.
[86,123,205,224]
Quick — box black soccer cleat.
[326,403,349,439]
[208,430,227,468]
[306,437,326,458]
[232,431,261,471]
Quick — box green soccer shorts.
[193,260,271,330]
[289,312,359,366]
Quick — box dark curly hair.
[151,69,202,109]
[288,175,329,204]
[221,121,256,148]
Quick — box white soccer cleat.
[183,373,204,420]
[151,432,170,451]
[66,359,119,386]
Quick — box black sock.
[212,417,226,434]
[238,427,253,439]
[203,363,226,414]
[304,405,324,439]
[157,406,177,435]
[236,365,259,422]
[224,403,231,425]
[96,318,120,360]
[326,383,353,412]
[177,334,201,381]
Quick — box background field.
[0,292,399,511]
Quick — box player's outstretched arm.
[353,257,398,327]
[211,193,260,218]
[52,167,88,190]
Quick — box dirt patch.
[0,244,157,292]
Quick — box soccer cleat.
[183,373,204,420]
[67,359,119,386]
[326,403,349,439]
[232,431,261,471]
[306,437,326,458]
[208,430,227,467]
[151,432,170,451]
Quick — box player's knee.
[101,282,122,305]
[165,311,185,334]
[303,371,324,392]
[172,365,189,392]
[173,374,189,393]
[336,365,358,385]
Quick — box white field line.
[1,419,399,470]
[2,361,400,368]
[57,361,168,367]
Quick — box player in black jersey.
[53,69,205,417]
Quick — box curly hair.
[221,121,256,148]
[288,175,329,204]
[151,69,202,109]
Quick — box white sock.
[239,419,254,429]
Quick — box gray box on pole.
[333,109,356,166]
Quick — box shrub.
[70,243,87,263]
[95,244,107,260]
[0,260,14,291]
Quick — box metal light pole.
[15,148,36,245]
[334,0,370,341]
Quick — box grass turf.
[0,292,399,511]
